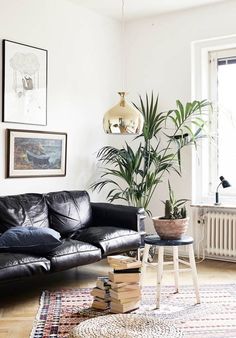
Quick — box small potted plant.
[152,181,189,239]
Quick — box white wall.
[1,0,236,233]
[125,0,236,231]
[0,0,121,198]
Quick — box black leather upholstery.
[48,239,101,272]
[0,193,49,233]
[73,226,141,256]
[0,190,145,283]
[91,203,144,232]
[46,191,92,236]
[0,252,50,281]
[90,202,146,247]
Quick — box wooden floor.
[0,258,235,338]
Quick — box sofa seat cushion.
[0,226,62,255]
[73,226,141,256]
[47,239,101,272]
[0,253,50,282]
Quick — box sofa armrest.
[90,202,146,234]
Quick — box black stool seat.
[144,235,194,246]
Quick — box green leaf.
[91,93,211,213]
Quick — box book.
[110,295,141,304]
[107,255,130,262]
[109,261,142,270]
[96,277,110,290]
[108,281,130,289]
[108,271,140,283]
[93,296,110,304]
[110,262,142,270]
[107,255,142,269]
[110,284,140,292]
[92,300,110,310]
[108,281,139,289]
[107,255,137,264]
[90,287,110,300]
[110,300,140,313]
[113,268,141,274]
[110,288,141,300]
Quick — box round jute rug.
[69,314,183,338]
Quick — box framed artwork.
[2,39,48,125]
[7,129,67,178]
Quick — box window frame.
[208,48,236,196]
[191,35,236,205]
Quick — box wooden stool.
[141,235,200,309]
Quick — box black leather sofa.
[0,190,145,282]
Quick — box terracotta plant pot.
[152,216,189,240]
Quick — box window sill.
[191,203,236,209]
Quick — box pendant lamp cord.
[122,0,126,92]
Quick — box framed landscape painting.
[2,39,48,125]
[7,129,67,178]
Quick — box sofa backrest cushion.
[0,193,49,233]
[45,191,92,236]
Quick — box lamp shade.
[220,176,231,188]
[103,92,144,135]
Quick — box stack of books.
[107,255,142,313]
[91,276,111,310]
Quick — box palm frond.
[91,94,211,213]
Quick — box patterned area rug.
[30,284,236,338]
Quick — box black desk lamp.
[215,176,231,205]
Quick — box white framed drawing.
[2,39,48,125]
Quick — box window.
[208,49,236,198]
[192,36,236,204]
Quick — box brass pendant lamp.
[103,0,144,135]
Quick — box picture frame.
[7,129,67,178]
[2,39,48,125]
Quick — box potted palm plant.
[91,93,211,216]
[152,181,189,239]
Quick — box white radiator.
[206,211,236,258]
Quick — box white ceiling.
[73,0,228,21]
